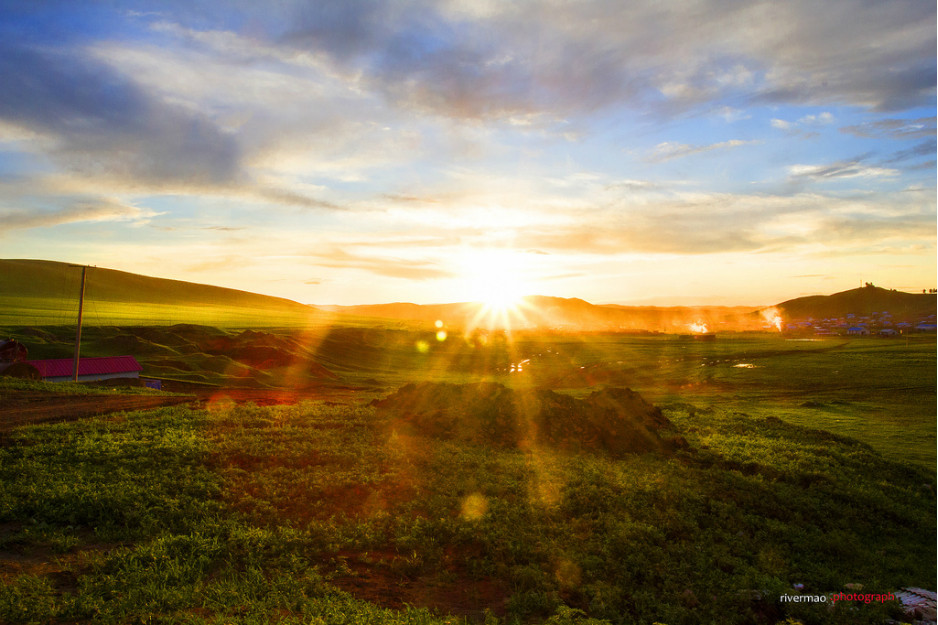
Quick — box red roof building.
[26,356,142,383]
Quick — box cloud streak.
[303,248,455,281]
[841,116,936,140]
[787,159,899,182]
[647,139,758,162]
[0,199,160,231]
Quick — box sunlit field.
[5,322,933,466]
[1,264,935,624]
[1,399,933,624]
[3,0,936,621]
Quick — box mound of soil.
[372,382,687,456]
[547,363,636,388]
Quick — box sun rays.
[455,248,538,334]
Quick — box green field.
[3,323,935,466]
[0,328,934,623]
[0,398,933,624]
[0,259,337,328]
[2,260,935,623]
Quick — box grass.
[0,260,426,330]
[0,399,933,624]
[0,377,184,397]
[3,323,934,465]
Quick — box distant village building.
[26,356,143,383]
[847,326,870,336]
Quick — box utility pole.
[71,265,87,382]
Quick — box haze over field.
[0,1,935,306]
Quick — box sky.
[0,0,935,307]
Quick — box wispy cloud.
[882,139,937,165]
[303,248,455,281]
[0,199,160,231]
[508,188,934,256]
[787,159,899,181]
[841,116,936,140]
[646,139,758,162]
[770,112,835,138]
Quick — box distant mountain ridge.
[771,285,936,322]
[4,259,933,331]
[323,295,765,332]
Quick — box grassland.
[3,322,934,466]
[0,259,337,328]
[1,264,934,622]
[0,398,933,624]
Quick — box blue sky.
[0,0,934,305]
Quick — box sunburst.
[457,248,533,331]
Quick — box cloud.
[0,35,347,211]
[714,106,751,123]
[514,226,761,256]
[273,0,934,119]
[604,179,661,192]
[251,188,341,211]
[0,199,159,231]
[841,117,936,140]
[771,111,835,138]
[787,159,899,181]
[505,188,935,256]
[304,248,455,281]
[882,139,938,164]
[818,212,936,244]
[798,112,834,125]
[0,39,242,188]
[647,139,758,162]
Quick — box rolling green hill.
[773,284,936,321]
[0,259,323,327]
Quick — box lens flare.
[460,493,489,521]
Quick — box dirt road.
[0,381,379,437]
[0,392,197,434]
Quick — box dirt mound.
[372,382,687,456]
[548,363,636,388]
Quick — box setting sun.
[458,249,530,311]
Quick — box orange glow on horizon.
[456,248,536,332]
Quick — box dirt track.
[0,383,375,436]
[158,381,372,407]
[0,392,197,434]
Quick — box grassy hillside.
[0,259,324,327]
[774,284,936,321]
